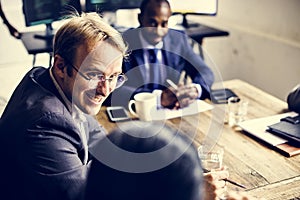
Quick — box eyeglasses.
[63,56,127,89]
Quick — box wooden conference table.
[96,79,300,199]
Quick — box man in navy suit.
[108,0,214,109]
[0,12,128,200]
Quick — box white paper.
[151,100,214,120]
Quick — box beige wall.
[188,0,300,101]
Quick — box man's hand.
[161,71,199,109]
[161,84,198,109]
[203,169,260,200]
[203,169,229,200]
[160,86,177,109]
[226,191,262,200]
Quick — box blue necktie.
[148,48,160,88]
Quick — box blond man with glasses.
[0,12,127,200]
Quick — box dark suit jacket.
[287,86,300,113]
[0,67,105,200]
[107,28,214,107]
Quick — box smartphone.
[211,88,239,104]
[106,106,130,122]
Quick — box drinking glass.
[198,145,224,172]
[198,145,227,199]
[227,97,248,127]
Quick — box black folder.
[267,115,300,144]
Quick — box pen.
[223,178,247,189]
[166,79,178,90]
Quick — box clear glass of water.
[198,144,224,172]
[227,97,249,127]
[198,144,227,199]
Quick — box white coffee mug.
[128,92,157,121]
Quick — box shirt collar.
[49,66,86,122]
[139,31,163,49]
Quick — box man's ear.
[53,54,66,78]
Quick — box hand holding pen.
[163,71,198,109]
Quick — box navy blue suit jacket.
[107,28,214,106]
[0,67,105,200]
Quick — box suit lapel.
[162,34,173,66]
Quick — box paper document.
[152,100,213,120]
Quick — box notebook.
[267,116,300,144]
[239,112,300,157]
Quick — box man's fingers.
[178,70,186,85]
[162,82,198,109]
[176,85,198,98]
[186,75,192,85]
[203,170,230,182]
[215,179,227,188]
[216,186,228,199]
[178,98,190,108]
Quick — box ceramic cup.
[128,92,157,121]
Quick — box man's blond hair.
[54,12,127,66]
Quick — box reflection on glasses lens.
[88,73,127,89]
